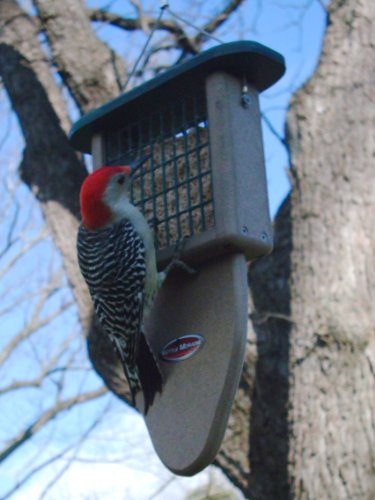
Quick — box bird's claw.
[164,236,197,277]
[168,258,197,275]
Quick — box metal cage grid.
[104,88,214,251]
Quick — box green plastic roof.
[69,41,285,154]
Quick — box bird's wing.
[77,220,147,401]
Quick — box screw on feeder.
[241,76,251,109]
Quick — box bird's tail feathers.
[137,332,163,414]
[110,334,141,408]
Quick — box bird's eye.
[116,175,125,185]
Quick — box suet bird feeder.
[70,41,285,476]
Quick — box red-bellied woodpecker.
[77,159,163,414]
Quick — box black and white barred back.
[77,218,161,412]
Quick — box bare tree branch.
[194,0,245,45]
[149,476,177,499]
[129,0,149,34]
[0,332,77,396]
[0,106,12,150]
[89,0,246,65]
[88,8,200,54]
[0,0,71,131]
[0,200,20,259]
[0,386,107,464]
[33,0,126,111]
[1,398,111,500]
[0,270,72,367]
[0,227,48,277]
[38,399,111,500]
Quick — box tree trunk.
[221,0,375,497]
[0,0,131,402]
[286,0,375,497]
[34,0,126,112]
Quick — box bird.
[76,157,163,414]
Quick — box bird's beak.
[129,154,151,176]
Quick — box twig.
[2,398,111,500]
[0,288,73,367]
[0,201,20,260]
[166,7,223,44]
[0,107,12,150]
[129,0,149,33]
[250,311,294,325]
[0,331,77,396]
[148,476,176,499]
[0,227,48,277]
[0,386,107,464]
[261,111,292,168]
[38,399,111,500]
[194,0,245,45]
[88,9,198,54]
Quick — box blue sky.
[0,1,328,498]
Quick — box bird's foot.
[164,237,197,277]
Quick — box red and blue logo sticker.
[159,334,205,362]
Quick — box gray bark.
[216,0,375,496]
[34,0,126,111]
[286,0,375,497]
[0,0,131,402]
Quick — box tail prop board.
[139,253,248,475]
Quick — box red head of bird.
[79,166,133,230]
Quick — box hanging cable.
[165,6,224,44]
[122,1,224,92]
[122,1,168,91]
